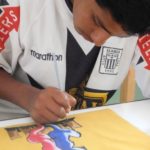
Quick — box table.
[0,99,150,135]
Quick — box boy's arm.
[0,68,76,124]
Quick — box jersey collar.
[65,0,73,12]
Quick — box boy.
[0,0,150,123]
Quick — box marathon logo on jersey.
[138,34,150,70]
[99,46,122,75]
[0,6,20,52]
[30,50,63,61]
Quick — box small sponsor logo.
[30,49,63,61]
[0,6,20,52]
[99,46,122,75]
[138,34,150,70]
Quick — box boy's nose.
[90,29,110,46]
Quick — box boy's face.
[72,0,129,46]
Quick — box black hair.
[95,0,150,35]
[0,0,9,5]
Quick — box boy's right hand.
[25,87,76,124]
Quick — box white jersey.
[0,0,150,113]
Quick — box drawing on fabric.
[5,118,87,150]
[27,125,61,150]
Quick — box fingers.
[65,92,76,107]
[31,103,67,124]
[46,88,76,111]
[46,97,67,118]
[29,87,77,124]
[31,107,62,124]
[30,98,67,124]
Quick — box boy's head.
[72,0,150,46]
[95,0,150,35]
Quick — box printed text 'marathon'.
[30,50,63,61]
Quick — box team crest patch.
[99,46,122,75]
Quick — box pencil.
[53,53,69,120]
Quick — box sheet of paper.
[0,109,150,150]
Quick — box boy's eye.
[92,15,112,35]
[92,15,100,27]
